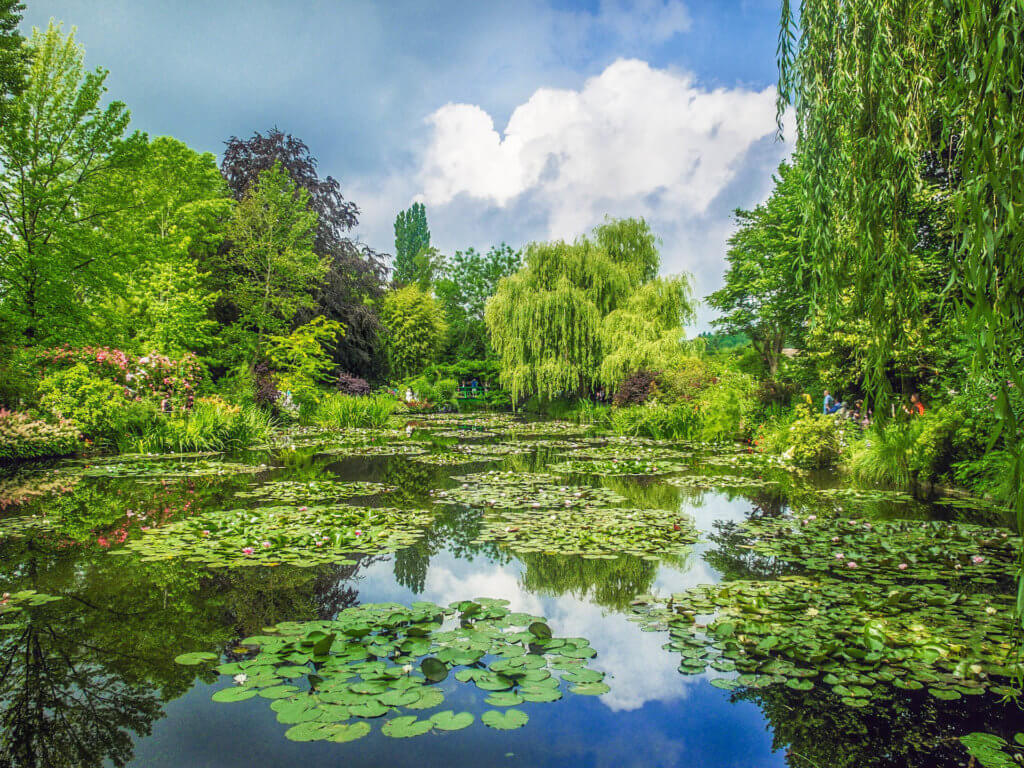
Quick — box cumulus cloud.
[419,59,782,238]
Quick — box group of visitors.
[822,389,926,427]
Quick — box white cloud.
[419,58,782,238]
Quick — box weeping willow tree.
[485,218,694,402]
[776,0,1024,610]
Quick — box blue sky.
[22,0,791,326]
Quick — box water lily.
[241,546,254,555]
[354,529,363,536]
[402,663,413,674]
[986,606,997,615]
[846,561,857,568]
[898,563,908,570]
[261,541,271,548]
[201,530,210,536]
[971,555,985,564]
[834,552,845,560]
[233,673,247,684]
[298,506,308,512]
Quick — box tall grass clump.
[314,394,396,429]
[124,398,275,453]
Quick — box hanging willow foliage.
[485,218,694,403]
[776,0,1024,615]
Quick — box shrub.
[783,413,848,469]
[0,409,81,461]
[436,378,458,402]
[337,372,371,396]
[314,394,397,429]
[614,369,660,407]
[37,364,146,444]
[849,408,960,488]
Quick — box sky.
[22,0,792,328]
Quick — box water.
[0,418,1017,767]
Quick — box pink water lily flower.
[201,530,210,536]
[834,552,845,560]
[261,541,271,548]
[298,506,308,512]
[846,561,858,569]
[971,555,985,564]
[898,563,908,570]
[354,530,363,537]
[241,546,254,555]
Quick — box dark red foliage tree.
[221,129,388,379]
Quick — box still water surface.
[0,419,1015,767]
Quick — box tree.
[0,0,27,105]
[434,243,522,360]
[393,202,431,286]
[707,162,809,376]
[0,23,145,343]
[221,128,387,377]
[379,285,447,379]
[88,137,233,354]
[220,162,323,358]
[486,218,693,402]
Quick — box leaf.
[429,710,474,731]
[382,715,434,738]
[528,621,552,640]
[211,686,258,703]
[174,651,218,666]
[481,709,529,730]
[420,656,448,682]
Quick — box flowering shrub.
[0,408,81,461]
[252,362,280,408]
[42,346,205,410]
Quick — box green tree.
[486,218,693,402]
[379,284,447,379]
[435,243,522,360]
[707,161,808,376]
[219,162,323,359]
[0,0,28,104]
[90,137,233,354]
[0,22,145,343]
[393,202,431,286]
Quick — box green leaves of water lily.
[478,506,697,558]
[124,504,433,568]
[631,574,1016,708]
[173,651,218,665]
[433,472,626,510]
[234,480,396,504]
[548,458,688,477]
[187,599,604,743]
[481,709,529,730]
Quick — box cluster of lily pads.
[631,575,1018,707]
[177,599,606,742]
[318,443,428,457]
[234,480,396,504]
[0,588,62,627]
[79,459,267,479]
[479,506,697,559]
[737,515,1017,584]
[433,472,626,509]
[123,504,433,567]
[667,475,780,490]
[548,458,688,477]
[0,513,53,540]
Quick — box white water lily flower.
[233,673,247,685]
[402,664,413,674]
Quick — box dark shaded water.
[0,420,1017,768]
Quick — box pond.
[0,413,1019,768]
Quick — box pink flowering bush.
[0,408,81,462]
[41,345,206,411]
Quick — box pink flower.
[971,555,985,564]
[898,563,908,570]
[298,506,307,512]
[354,530,363,537]
[241,547,254,555]
[261,541,271,548]
[834,552,845,560]
[831,536,840,543]
[201,530,211,536]
[846,561,857,568]
[97,536,109,548]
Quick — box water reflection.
[0,433,1017,767]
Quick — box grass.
[313,393,397,429]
